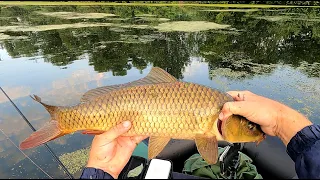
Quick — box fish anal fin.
[80,67,177,102]
[82,130,105,135]
[148,136,171,159]
[195,134,218,165]
[20,121,64,150]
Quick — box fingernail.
[123,121,131,128]
[219,112,224,120]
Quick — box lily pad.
[36,11,117,19]
[155,21,230,32]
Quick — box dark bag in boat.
[119,155,174,179]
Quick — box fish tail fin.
[30,94,58,119]
[20,121,65,150]
[20,95,65,150]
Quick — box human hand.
[86,121,148,178]
[219,91,312,145]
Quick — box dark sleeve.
[80,167,114,179]
[287,124,320,179]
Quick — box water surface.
[0,4,320,178]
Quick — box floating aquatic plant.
[0,23,153,33]
[36,11,117,19]
[0,23,114,32]
[209,52,277,80]
[0,33,29,40]
[251,15,320,22]
[58,143,148,175]
[296,61,320,77]
[135,14,157,17]
[155,21,230,32]
[199,9,260,12]
[252,15,291,22]
[135,17,170,22]
[59,147,90,175]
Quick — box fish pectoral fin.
[80,67,177,102]
[82,130,105,135]
[195,134,218,165]
[148,136,171,159]
[20,121,64,150]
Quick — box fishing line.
[0,87,74,179]
[0,128,53,179]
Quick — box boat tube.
[141,136,298,179]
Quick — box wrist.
[276,104,313,146]
[86,162,119,179]
[81,167,115,179]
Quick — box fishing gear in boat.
[0,87,74,179]
[219,143,243,179]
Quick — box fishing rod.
[0,87,74,179]
[0,128,53,179]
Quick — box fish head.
[218,115,266,145]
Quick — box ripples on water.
[0,4,320,178]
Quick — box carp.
[20,67,265,164]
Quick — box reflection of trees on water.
[2,5,320,79]
[2,5,320,179]
[201,11,320,78]
[88,42,134,76]
[144,32,195,79]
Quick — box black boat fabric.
[142,136,297,179]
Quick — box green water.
[0,3,320,178]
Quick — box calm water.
[0,4,320,179]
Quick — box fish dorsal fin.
[80,67,177,102]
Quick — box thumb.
[97,121,132,142]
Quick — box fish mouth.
[256,134,267,146]
[217,119,223,136]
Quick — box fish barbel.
[20,67,265,164]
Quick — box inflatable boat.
[119,136,298,179]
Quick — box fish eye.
[247,122,255,130]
